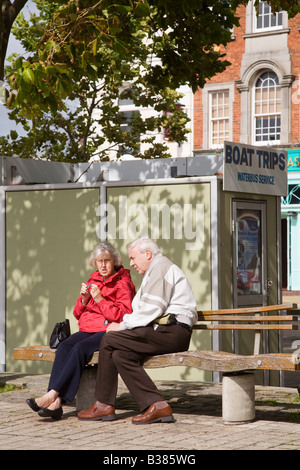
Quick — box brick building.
[193,1,300,292]
[194,1,300,153]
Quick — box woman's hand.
[80,283,91,305]
[90,284,103,303]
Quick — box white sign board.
[223,141,287,196]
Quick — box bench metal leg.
[222,372,255,425]
[76,366,97,411]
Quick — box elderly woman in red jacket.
[26,242,136,420]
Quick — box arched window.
[253,71,281,144]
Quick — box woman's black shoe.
[38,407,63,421]
[26,398,41,412]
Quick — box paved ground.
[1,294,299,455]
[0,373,300,453]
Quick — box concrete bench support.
[222,372,255,425]
[76,366,97,411]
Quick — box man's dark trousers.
[94,324,191,411]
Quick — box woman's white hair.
[126,237,160,255]
[89,242,122,267]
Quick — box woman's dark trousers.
[48,330,105,403]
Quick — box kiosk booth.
[0,142,291,386]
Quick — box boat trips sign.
[223,141,287,196]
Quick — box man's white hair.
[126,237,160,255]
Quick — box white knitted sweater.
[121,253,197,330]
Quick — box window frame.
[252,71,281,146]
[253,1,283,33]
[118,87,141,155]
[202,82,234,150]
[208,90,230,149]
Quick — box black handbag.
[49,319,71,349]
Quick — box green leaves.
[0,0,225,159]
[22,68,35,85]
[7,0,227,116]
[3,0,297,162]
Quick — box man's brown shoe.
[77,402,116,421]
[132,403,175,424]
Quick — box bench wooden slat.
[13,345,300,373]
[143,350,300,373]
[194,324,298,330]
[197,304,297,317]
[13,345,56,362]
[199,315,298,322]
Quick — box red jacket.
[73,267,136,332]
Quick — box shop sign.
[223,141,287,196]
[287,149,300,172]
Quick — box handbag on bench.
[49,319,71,349]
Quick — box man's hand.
[106,322,122,333]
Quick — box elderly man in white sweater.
[78,237,197,424]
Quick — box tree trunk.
[0,0,28,81]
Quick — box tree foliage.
[2,0,194,161]
[5,0,240,117]
[1,0,300,161]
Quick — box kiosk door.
[232,200,267,307]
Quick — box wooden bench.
[13,303,300,424]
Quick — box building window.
[163,104,184,140]
[253,71,281,144]
[254,1,282,32]
[209,90,229,148]
[118,89,140,154]
[118,110,141,154]
[118,88,136,107]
